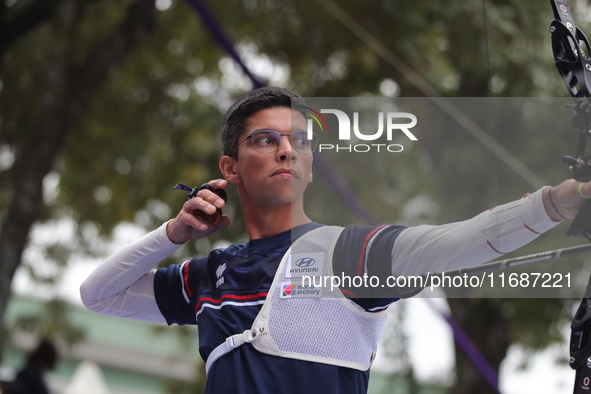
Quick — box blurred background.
[0,0,588,392]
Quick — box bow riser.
[551,21,591,98]
[550,1,591,392]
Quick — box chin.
[261,190,305,206]
[267,194,301,205]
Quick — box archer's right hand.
[166,179,230,244]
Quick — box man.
[2,339,58,394]
[81,87,588,394]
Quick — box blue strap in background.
[185,0,266,89]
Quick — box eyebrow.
[248,129,306,133]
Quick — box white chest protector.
[205,226,388,375]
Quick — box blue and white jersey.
[154,222,406,394]
[80,188,558,394]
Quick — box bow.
[549,1,591,391]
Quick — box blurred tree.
[0,0,158,355]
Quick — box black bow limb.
[550,1,591,392]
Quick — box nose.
[276,135,296,162]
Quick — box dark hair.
[221,87,306,158]
[28,338,58,370]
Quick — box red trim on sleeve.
[340,288,358,299]
[356,225,389,276]
[486,240,507,255]
[524,223,541,235]
[195,292,268,312]
[182,262,193,299]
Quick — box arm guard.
[391,188,561,276]
[79,223,181,323]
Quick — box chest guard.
[205,226,388,375]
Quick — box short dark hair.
[221,87,306,158]
[28,338,58,370]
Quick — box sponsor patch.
[286,253,325,278]
[280,282,321,298]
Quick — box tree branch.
[71,0,156,110]
[0,0,156,360]
[0,0,65,51]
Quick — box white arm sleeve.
[79,222,183,323]
[391,188,562,276]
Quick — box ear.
[308,172,313,183]
[219,155,241,183]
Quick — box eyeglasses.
[238,130,318,154]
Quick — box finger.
[197,189,226,209]
[185,196,219,215]
[186,193,227,226]
[579,181,591,199]
[194,213,230,233]
[173,210,208,235]
[208,179,228,190]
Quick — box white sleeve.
[79,222,183,323]
[391,188,562,276]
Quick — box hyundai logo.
[295,257,316,268]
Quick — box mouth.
[272,168,298,178]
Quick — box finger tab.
[193,188,227,225]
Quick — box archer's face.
[226,107,313,206]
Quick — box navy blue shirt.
[154,222,405,394]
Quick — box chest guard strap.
[205,226,387,376]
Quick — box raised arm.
[80,223,180,322]
[391,179,590,276]
[80,179,229,322]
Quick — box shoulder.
[337,224,407,247]
[333,224,407,262]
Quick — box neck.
[242,199,311,240]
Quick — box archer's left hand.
[543,179,591,221]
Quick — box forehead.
[243,107,307,136]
